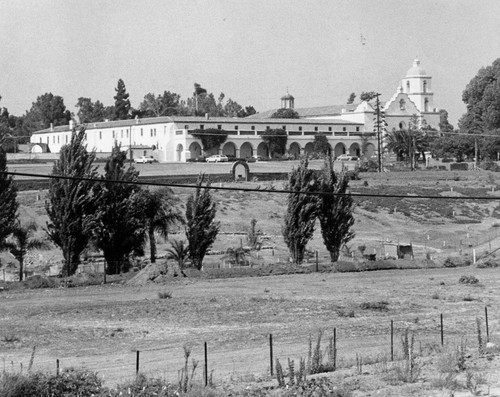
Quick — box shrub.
[443,256,471,268]
[158,291,173,299]
[477,258,500,268]
[360,301,389,311]
[459,275,479,285]
[0,369,102,397]
[359,160,379,173]
[450,162,469,171]
[22,275,58,289]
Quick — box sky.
[1,0,500,126]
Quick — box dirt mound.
[126,261,186,286]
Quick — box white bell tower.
[401,58,434,113]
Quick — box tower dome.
[280,90,295,109]
[406,58,427,77]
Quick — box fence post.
[56,359,59,376]
[204,341,208,387]
[136,350,140,375]
[333,328,337,371]
[440,314,444,346]
[390,320,394,361]
[269,334,274,376]
[485,306,490,343]
[315,251,319,272]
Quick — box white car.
[206,155,228,163]
[336,155,359,162]
[134,156,155,164]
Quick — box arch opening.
[239,142,253,159]
[176,144,184,162]
[334,143,346,158]
[189,142,202,160]
[288,142,301,159]
[222,141,237,159]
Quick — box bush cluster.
[459,275,479,285]
[443,257,471,268]
[0,369,351,397]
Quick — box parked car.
[134,156,155,164]
[336,155,359,162]
[206,154,228,163]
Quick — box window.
[424,97,429,112]
[65,135,68,143]
[299,126,302,131]
[218,125,222,130]
[423,80,427,93]
[121,130,123,138]
[126,130,129,138]
[234,125,238,130]
[57,136,59,143]
[200,125,204,130]
[399,99,406,111]
[184,125,189,130]
[282,126,286,130]
[251,126,255,130]
[343,127,346,132]
[406,81,410,92]
[314,126,318,132]
[141,128,143,136]
[154,128,157,136]
[99,131,102,139]
[356,127,360,132]
[39,138,42,143]
[112,130,115,138]
[328,127,332,132]
[150,129,153,137]
[53,136,55,143]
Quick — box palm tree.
[3,221,49,281]
[166,239,190,269]
[140,187,184,264]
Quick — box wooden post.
[56,359,60,376]
[485,307,490,343]
[315,251,319,272]
[136,350,140,375]
[391,320,394,361]
[333,328,337,371]
[269,334,274,376]
[440,314,444,346]
[204,342,208,387]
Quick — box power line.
[2,170,500,201]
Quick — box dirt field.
[1,267,500,395]
[2,165,500,395]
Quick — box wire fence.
[2,307,495,387]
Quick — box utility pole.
[474,137,478,170]
[374,93,382,172]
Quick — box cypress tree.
[46,127,98,276]
[91,144,146,274]
[317,157,355,262]
[282,158,319,264]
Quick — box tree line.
[0,81,257,149]
[0,130,355,279]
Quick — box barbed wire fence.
[2,308,495,387]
